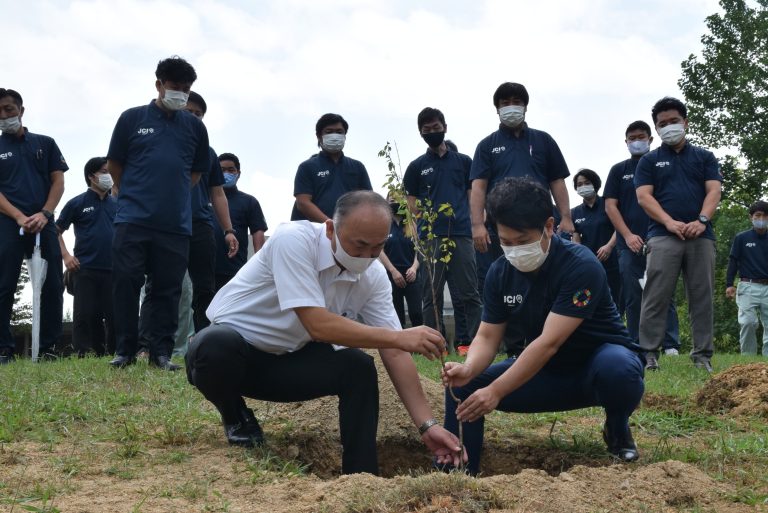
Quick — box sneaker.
[693,358,713,373]
[457,345,470,357]
[602,422,639,462]
[664,348,679,356]
[644,353,660,371]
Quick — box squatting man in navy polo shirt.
[635,97,722,372]
[56,157,117,357]
[291,113,372,222]
[726,200,768,356]
[0,88,68,364]
[441,177,645,475]
[106,56,210,371]
[185,191,466,475]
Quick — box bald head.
[333,190,392,230]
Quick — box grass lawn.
[1,352,767,512]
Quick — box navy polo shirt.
[634,142,721,240]
[0,129,68,224]
[571,196,618,269]
[291,151,372,220]
[483,236,635,368]
[56,189,117,271]
[726,229,768,286]
[214,186,268,276]
[403,149,472,237]
[603,157,649,250]
[470,123,569,193]
[384,219,416,271]
[191,146,225,226]
[107,100,210,235]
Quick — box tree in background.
[11,263,32,333]
[679,0,768,206]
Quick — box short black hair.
[651,97,687,124]
[488,177,552,231]
[493,82,529,107]
[0,88,23,107]
[315,113,349,137]
[218,152,241,171]
[749,200,768,216]
[187,91,207,114]
[573,168,602,193]
[83,157,108,186]
[625,120,652,137]
[417,107,446,130]
[333,190,391,229]
[444,139,458,152]
[155,56,197,84]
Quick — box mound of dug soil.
[696,362,768,417]
[239,460,745,513]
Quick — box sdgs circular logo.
[572,289,592,308]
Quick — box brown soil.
[1,353,761,512]
[696,362,768,417]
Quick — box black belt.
[741,278,768,285]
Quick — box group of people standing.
[3,54,767,477]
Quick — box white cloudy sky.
[8,0,722,311]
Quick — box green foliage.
[679,0,768,206]
[12,261,32,331]
[378,142,455,331]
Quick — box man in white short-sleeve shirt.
[186,190,465,475]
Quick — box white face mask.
[577,185,596,198]
[322,133,346,152]
[501,231,550,272]
[0,116,21,134]
[95,174,114,191]
[753,219,767,230]
[658,123,685,146]
[498,105,526,128]
[333,229,376,274]
[627,140,650,156]
[161,89,189,111]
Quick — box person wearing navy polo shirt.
[604,120,680,356]
[56,157,117,356]
[379,199,422,329]
[290,113,372,222]
[213,152,267,291]
[571,168,621,308]
[404,107,482,353]
[726,201,768,356]
[635,97,722,372]
[441,178,645,475]
[0,88,67,364]
[107,56,210,371]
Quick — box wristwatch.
[698,214,709,224]
[41,209,54,221]
[224,228,236,236]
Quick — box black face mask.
[389,202,401,216]
[421,131,445,148]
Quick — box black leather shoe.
[0,348,14,365]
[603,422,639,462]
[109,355,137,368]
[149,355,182,371]
[225,407,265,447]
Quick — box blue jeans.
[618,248,679,350]
[444,343,645,475]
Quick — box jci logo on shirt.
[503,294,524,305]
[317,170,330,178]
[622,174,634,180]
[746,242,757,248]
[491,146,506,154]
[0,152,13,160]
[82,206,95,213]
[137,128,155,135]
[420,167,434,176]
[655,161,671,168]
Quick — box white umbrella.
[21,229,47,362]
